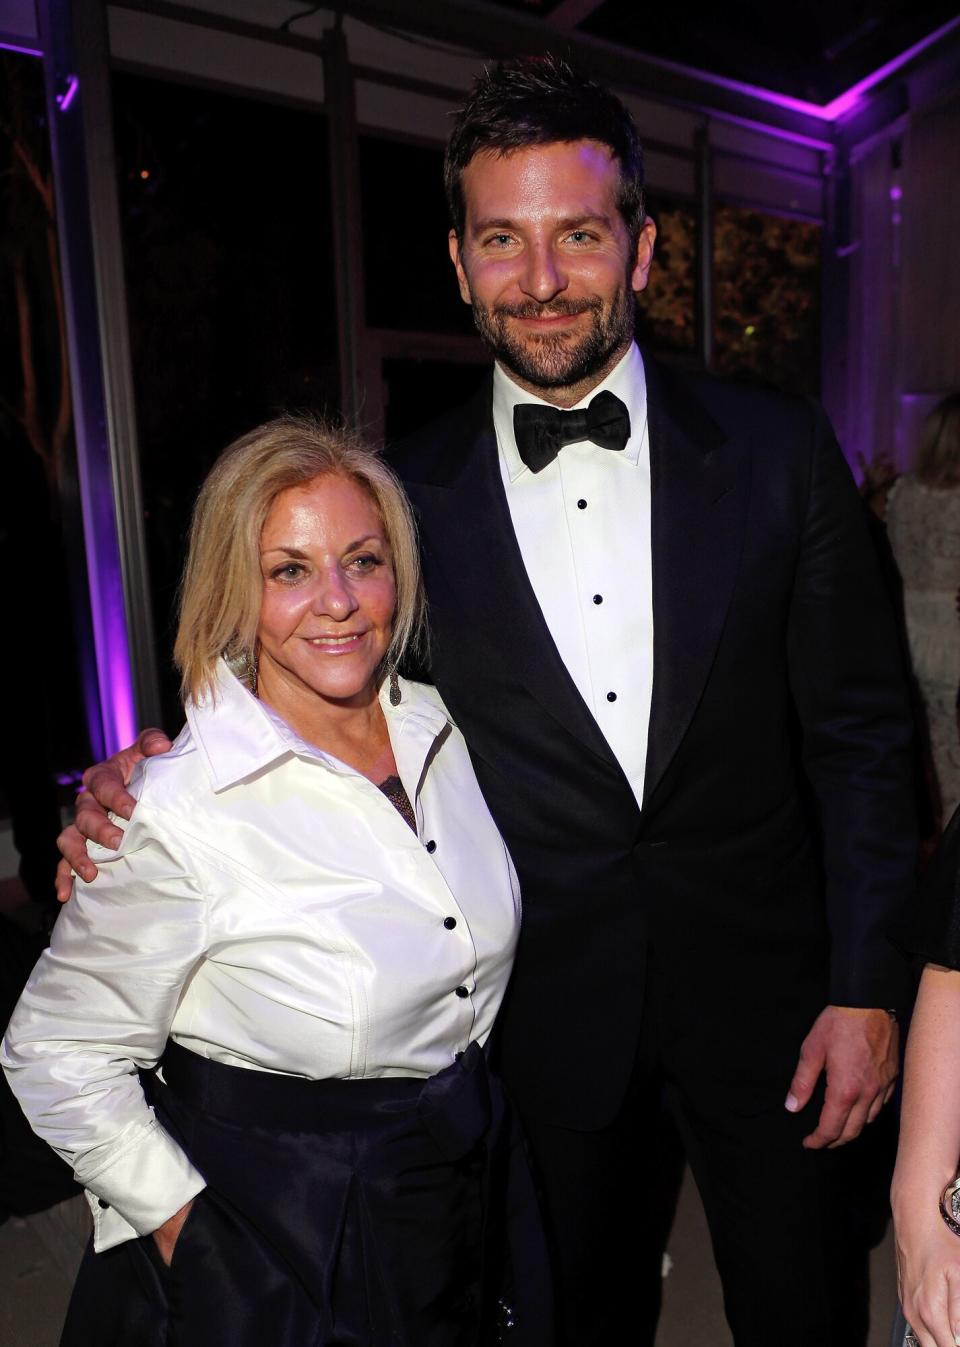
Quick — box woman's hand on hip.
[152,1197,196,1267]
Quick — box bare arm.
[892,965,960,1347]
[55,729,173,898]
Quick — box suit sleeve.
[786,399,917,1010]
[908,804,960,969]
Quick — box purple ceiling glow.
[819,15,960,120]
[0,39,43,57]
[638,14,960,124]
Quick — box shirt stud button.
[425,839,437,854]
[455,985,469,998]
[443,917,457,930]
[593,594,603,604]
[607,691,617,702]
[577,498,587,509]
[97,1198,110,1209]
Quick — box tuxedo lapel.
[642,359,749,806]
[399,361,750,793]
[404,381,615,765]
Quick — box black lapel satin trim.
[412,388,616,765]
[642,359,749,807]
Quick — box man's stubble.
[466,278,636,396]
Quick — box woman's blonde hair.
[174,414,427,703]
[914,392,960,488]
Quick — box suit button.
[443,917,457,929]
[455,985,469,998]
[425,839,437,853]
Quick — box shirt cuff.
[80,1115,206,1252]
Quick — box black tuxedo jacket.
[388,357,916,1130]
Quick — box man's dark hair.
[444,54,645,243]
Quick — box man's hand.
[55,729,173,900]
[152,1197,196,1267]
[784,1005,898,1149]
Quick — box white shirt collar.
[186,658,450,793]
[493,342,647,483]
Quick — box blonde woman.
[886,394,960,823]
[2,417,529,1347]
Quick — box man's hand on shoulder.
[55,728,173,900]
[785,1005,898,1149]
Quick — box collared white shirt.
[493,342,653,805]
[2,663,520,1252]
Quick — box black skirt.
[60,1041,551,1347]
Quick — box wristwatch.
[939,1175,960,1237]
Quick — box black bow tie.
[513,391,631,474]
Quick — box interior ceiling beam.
[113,0,833,142]
[112,0,330,55]
[549,0,606,32]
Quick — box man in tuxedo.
[62,57,915,1346]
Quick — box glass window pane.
[113,72,341,727]
[714,203,821,395]
[360,134,475,335]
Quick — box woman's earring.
[389,669,401,706]
[244,645,259,697]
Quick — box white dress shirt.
[493,342,653,805]
[2,662,520,1252]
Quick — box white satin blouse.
[2,663,520,1252]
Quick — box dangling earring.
[389,668,401,706]
[243,644,259,697]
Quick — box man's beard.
[467,284,636,391]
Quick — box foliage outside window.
[638,197,697,355]
[714,203,821,396]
